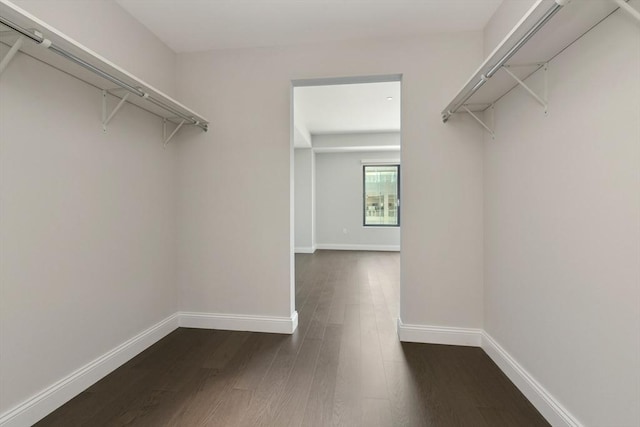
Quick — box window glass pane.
[364,165,399,226]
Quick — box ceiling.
[116,0,503,53]
[294,82,401,138]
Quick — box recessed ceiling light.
[386,97,393,101]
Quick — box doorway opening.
[290,75,402,322]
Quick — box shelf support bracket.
[0,36,24,75]
[462,105,495,139]
[502,64,548,114]
[102,90,130,132]
[163,119,186,147]
[613,0,640,22]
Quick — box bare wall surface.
[315,151,400,248]
[0,51,178,413]
[0,0,179,415]
[483,7,640,426]
[176,33,485,327]
[294,148,314,250]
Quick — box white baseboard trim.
[179,311,299,334]
[1,313,578,427]
[481,332,582,427]
[0,313,180,427]
[315,243,400,252]
[294,246,316,254]
[395,319,581,427]
[396,319,482,347]
[0,310,300,426]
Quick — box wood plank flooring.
[37,250,549,426]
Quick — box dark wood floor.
[37,250,549,426]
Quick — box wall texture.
[175,33,485,327]
[294,148,314,251]
[483,4,640,426]
[0,0,179,416]
[315,151,401,249]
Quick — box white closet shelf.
[441,0,629,125]
[0,0,209,136]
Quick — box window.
[363,165,400,227]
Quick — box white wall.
[176,33,485,327]
[315,151,400,250]
[0,0,179,419]
[483,5,640,426]
[294,148,315,251]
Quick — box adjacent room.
[0,0,638,426]
[293,80,401,254]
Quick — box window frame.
[362,164,401,228]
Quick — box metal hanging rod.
[0,14,41,43]
[0,15,208,132]
[442,0,568,123]
[614,0,640,22]
[147,96,201,128]
[47,44,145,96]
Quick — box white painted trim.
[0,314,179,427]
[313,145,400,153]
[481,332,583,427]
[178,311,299,334]
[0,310,301,426]
[396,319,482,347]
[294,246,316,254]
[360,159,401,165]
[394,320,582,427]
[315,243,400,252]
[2,310,579,427]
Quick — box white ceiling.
[294,81,401,138]
[116,0,503,53]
